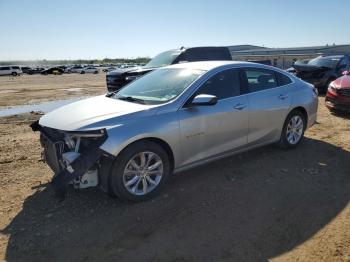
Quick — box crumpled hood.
[39,95,157,131]
[293,64,331,73]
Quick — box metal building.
[228,44,350,69]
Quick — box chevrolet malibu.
[31,61,318,202]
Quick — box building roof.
[229,44,350,56]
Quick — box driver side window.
[195,69,241,100]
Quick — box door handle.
[233,103,246,110]
[278,94,289,100]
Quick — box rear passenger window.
[0,67,10,70]
[243,68,277,92]
[196,69,240,100]
[276,72,292,86]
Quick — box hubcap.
[286,115,304,145]
[123,152,163,196]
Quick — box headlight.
[329,83,337,93]
[64,129,106,150]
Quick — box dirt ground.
[0,74,106,108]
[0,74,349,261]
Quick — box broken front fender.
[30,120,108,200]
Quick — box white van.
[0,66,23,76]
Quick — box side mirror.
[191,94,218,106]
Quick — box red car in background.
[325,71,350,112]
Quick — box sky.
[0,0,349,61]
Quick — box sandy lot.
[0,74,106,108]
[0,74,349,261]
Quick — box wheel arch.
[114,137,175,173]
[289,106,308,125]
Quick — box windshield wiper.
[117,96,146,104]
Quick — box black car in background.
[106,46,232,92]
[41,67,64,75]
[21,67,45,74]
[293,55,350,93]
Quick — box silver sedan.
[33,61,318,202]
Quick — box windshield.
[115,68,204,105]
[144,50,182,68]
[308,57,340,68]
[294,59,309,66]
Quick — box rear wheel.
[109,141,170,202]
[11,72,17,76]
[81,71,85,74]
[278,110,306,149]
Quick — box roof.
[230,44,350,56]
[165,61,257,71]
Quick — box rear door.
[241,67,292,145]
[178,68,249,166]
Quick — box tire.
[109,141,170,202]
[278,109,306,149]
[11,72,17,76]
[81,71,85,74]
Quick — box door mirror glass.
[191,94,217,106]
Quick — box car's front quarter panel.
[100,110,181,167]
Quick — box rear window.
[276,72,293,86]
[243,68,278,93]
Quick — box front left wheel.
[109,141,170,202]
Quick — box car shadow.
[1,137,350,261]
[330,110,350,120]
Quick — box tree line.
[0,57,151,66]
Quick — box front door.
[178,68,249,167]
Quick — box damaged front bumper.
[31,120,110,200]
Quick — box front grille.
[40,133,64,173]
[39,127,65,173]
[106,75,127,91]
[337,89,350,97]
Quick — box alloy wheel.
[122,151,163,196]
[286,115,304,145]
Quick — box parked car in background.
[293,55,350,93]
[32,61,318,202]
[103,67,117,73]
[41,67,64,75]
[68,65,84,73]
[325,71,350,112]
[0,66,22,76]
[106,46,232,92]
[286,59,310,74]
[21,67,45,75]
[21,66,32,74]
[80,66,99,74]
